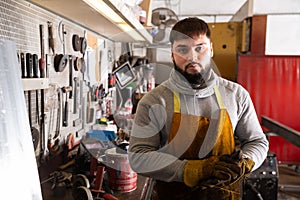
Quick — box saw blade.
[72,186,93,200]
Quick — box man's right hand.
[183,156,219,187]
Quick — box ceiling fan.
[151,7,179,43]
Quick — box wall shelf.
[22,78,49,91]
[27,0,153,44]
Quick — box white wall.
[253,0,300,14]
[266,15,300,55]
[253,0,300,55]
[230,0,300,55]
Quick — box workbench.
[41,174,148,200]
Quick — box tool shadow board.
[0,0,116,162]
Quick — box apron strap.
[214,85,225,109]
[174,91,180,113]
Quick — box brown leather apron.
[154,86,242,200]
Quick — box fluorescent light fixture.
[82,0,145,41]
[118,23,145,41]
[83,0,123,23]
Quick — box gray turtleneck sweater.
[128,68,269,182]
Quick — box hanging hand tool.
[62,86,72,127]
[72,77,81,127]
[54,21,68,72]
[76,80,85,138]
[73,77,79,114]
[61,22,67,57]
[69,56,74,99]
[54,54,69,72]
[32,54,39,78]
[20,52,25,78]
[39,24,46,78]
[25,53,32,109]
[73,57,81,72]
[26,53,40,151]
[48,88,62,154]
[39,24,46,159]
[86,90,94,124]
[34,86,40,152]
[72,34,81,52]
[32,54,40,127]
[80,57,86,75]
[48,21,55,54]
[46,84,58,156]
[80,36,87,55]
[26,53,33,78]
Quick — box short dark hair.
[169,17,211,45]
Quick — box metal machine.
[243,153,278,200]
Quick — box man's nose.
[187,49,198,61]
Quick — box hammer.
[62,86,72,127]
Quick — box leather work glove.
[212,150,255,185]
[183,156,219,187]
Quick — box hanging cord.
[244,182,264,200]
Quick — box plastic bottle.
[147,74,155,91]
[96,106,102,124]
[124,98,133,114]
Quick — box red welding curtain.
[237,55,300,163]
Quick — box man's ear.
[171,52,175,62]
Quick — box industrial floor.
[40,163,300,200]
[277,164,300,200]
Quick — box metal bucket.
[105,148,137,193]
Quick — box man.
[128,17,269,199]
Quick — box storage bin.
[86,130,116,141]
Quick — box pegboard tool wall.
[0,0,116,164]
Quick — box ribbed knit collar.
[162,67,218,98]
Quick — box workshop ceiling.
[151,0,248,22]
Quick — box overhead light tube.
[82,0,145,41]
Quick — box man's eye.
[176,48,188,54]
[195,46,203,52]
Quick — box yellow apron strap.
[173,91,180,113]
[214,86,225,109]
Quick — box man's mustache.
[185,62,202,70]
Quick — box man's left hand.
[203,150,255,187]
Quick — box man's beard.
[174,61,208,89]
